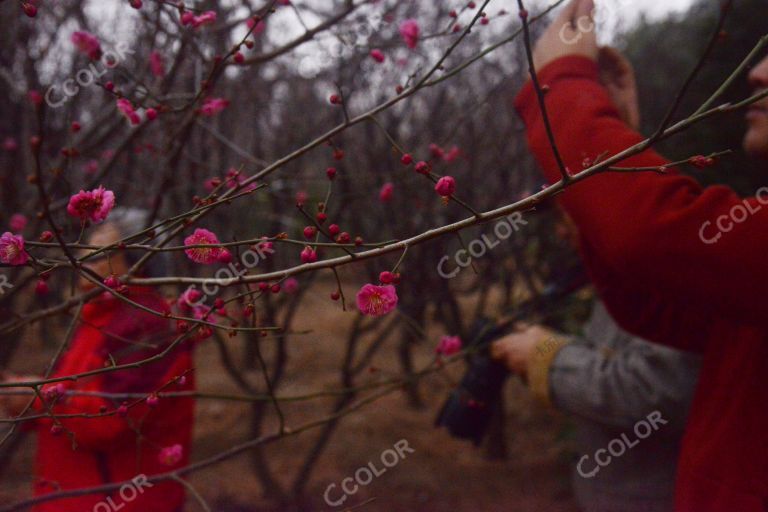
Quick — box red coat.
[515,56,768,511]
[31,287,195,512]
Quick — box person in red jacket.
[513,1,768,511]
[0,208,195,512]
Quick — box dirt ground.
[0,283,581,512]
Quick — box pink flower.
[22,3,37,17]
[435,335,462,356]
[224,168,257,192]
[283,278,299,294]
[399,19,420,49]
[434,176,456,197]
[158,444,183,466]
[83,159,99,174]
[295,190,308,206]
[429,143,444,159]
[370,49,386,63]
[443,146,461,163]
[9,214,27,233]
[28,90,43,106]
[149,51,165,78]
[179,287,205,310]
[71,31,102,60]
[199,97,229,117]
[183,10,216,28]
[300,246,317,263]
[379,182,394,203]
[2,137,18,152]
[217,248,232,264]
[184,228,224,264]
[356,284,398,317]
[180,11,195,25]
[42,383,66,403]
[116,99,141,125]
[247,17,266,35]
[0,232,28,266]
[35,279,49,296]
[194,11,217,27]
[66,186,116,224]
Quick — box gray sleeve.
[548,306,701,432]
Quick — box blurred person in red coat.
[0,208,195,512]
[512,1,768,510]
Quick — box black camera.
[435,267,587,445]
[434,317,513,445]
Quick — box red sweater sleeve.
[514,56,768,349]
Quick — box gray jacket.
[546,301,701,512]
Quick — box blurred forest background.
[0,0,764,510]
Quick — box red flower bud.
[35,279,49,296]
[303,226,317,239]
[434,176,456,197]
[300,246,318,263]
[22,3,38,17]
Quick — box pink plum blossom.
[379,182,394,203]
[2,137,18,152]
[224,168,257,192]
[184,228,224,264]
[370,49,386,63]
[66,186,116,224]
[117,99,141,125]
[356,284,398,317]
[179,287,205,310]
[182,10,217,28]
[199,97,229,117]
[150,51,165,78]
[300,246,317,263]
[0,232,28,266]
[399,19,420,49]
[247,17,266,35]
[435,335,462,356]
[9,214,27,233]
[71,31,102,60]
[443,146,461,163]
[434,176,456,197]
[158,444,183,466]
[283,278,299,294]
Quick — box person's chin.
[743,126,768,159]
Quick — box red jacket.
[31,287,195,512]
[515,56,768,512]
